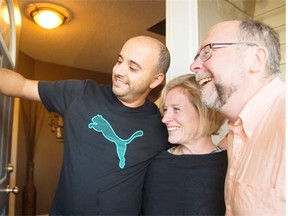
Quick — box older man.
[190,19,285,215]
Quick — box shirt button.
[229,170,235,176]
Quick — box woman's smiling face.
[161,87,200,145]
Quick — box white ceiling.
[17,0,165,74]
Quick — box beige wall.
[254,0,286,81]
[14,51,35,215]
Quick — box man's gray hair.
[239,19,281,75]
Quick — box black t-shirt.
[142,150,228,215]
[38,80,169,215]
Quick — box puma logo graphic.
[88,115,144,168]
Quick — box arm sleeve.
[38,79,87,115]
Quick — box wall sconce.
[27,3,69,29]
[49,113,64,143]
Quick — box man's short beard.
[201,83,226,110]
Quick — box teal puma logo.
[88,115,144,169]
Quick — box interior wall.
[253,0,286,81]
[33,61,112,83]
[15,51,35,216]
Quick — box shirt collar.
[238,77,285,138]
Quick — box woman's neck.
[172,136,216,155]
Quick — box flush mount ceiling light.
[27,3,69,29]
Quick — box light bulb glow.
[31,7,67,29]
[3,7,10,24]
[3,6,21,25]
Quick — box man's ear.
[250,47,268,73]
[150,73,165,89]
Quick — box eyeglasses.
[194,43,258,62]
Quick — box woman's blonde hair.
[159,74,225,138]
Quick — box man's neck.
[220,75,276,123]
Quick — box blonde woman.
[142,74,227,215]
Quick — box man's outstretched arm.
[0,68,40,101]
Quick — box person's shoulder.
[145,99,161,112]
[82,79,111,91]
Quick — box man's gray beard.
[201,84,226,110]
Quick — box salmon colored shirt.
[222,77,286,215]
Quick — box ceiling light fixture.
[27,3,69,29]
